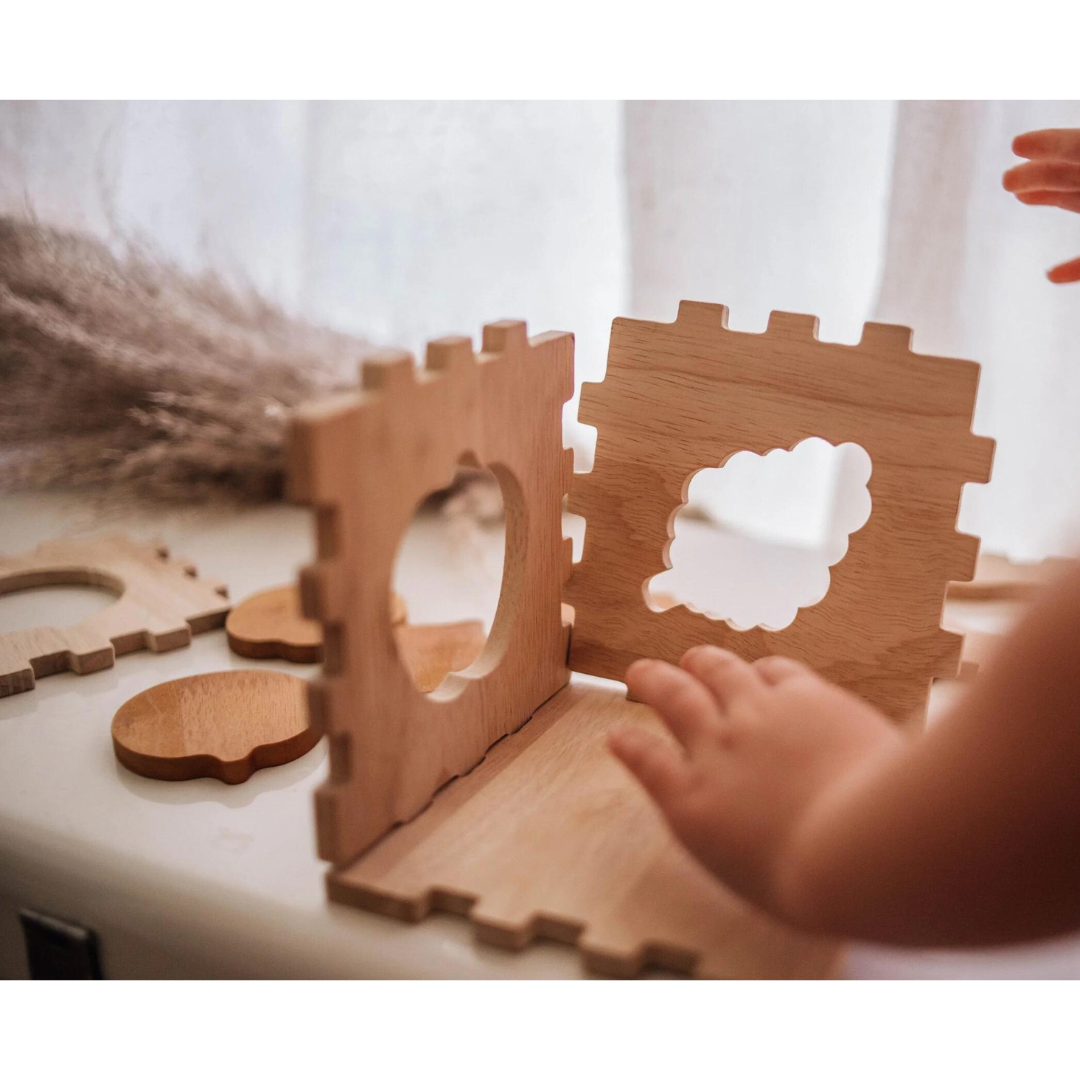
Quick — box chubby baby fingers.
[625,658,721,749]
[681,645,762,708]
[607,726,692,810]
[753,654,810,686]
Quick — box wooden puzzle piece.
[329,683,841,979]
[397,620,486,693]
[225,580,482,691]
[226,583,407,663]
[111,670,317,783]
[566,302,995,724]
[0,534,230,697]
[289,322,575,865]
[947,553,1075,601]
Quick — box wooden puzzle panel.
[330,683,841,979]
[0,534,229,697]
[289,322,574,866]
[566,301,995,723]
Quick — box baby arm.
[609,558,1080,946]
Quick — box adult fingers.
[681,645,762,709]
[753,654,809,686]
[1015,190,1080,214]
[625,658,720,750]
[608,726,693,811]
[1003,160,1080,194]
[1048,256,1080,284]
[1012,129,1080,164]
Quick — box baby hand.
[608,646,903,925]
[1003,128,1080,283]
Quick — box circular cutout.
[391,462,515,695]
[111,670,318,784]
[0,580,119,633]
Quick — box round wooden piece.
[112,670,318,784]
[225,584,406,663]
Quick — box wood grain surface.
[111,670,317,784]
[330,683,841,979]
[289,322,574,865]
[1,534,229,697]
[566,301,995,724]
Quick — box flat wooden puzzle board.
[330,683,841,979]
[566,302,994,724]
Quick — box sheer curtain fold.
[0,99,627,377]
[875,100,1080,558]
[623,100,897,545]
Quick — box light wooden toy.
[330,682,839,978]
[112,670,317,783]
[0,534,230,698]
[568,302,994,724]
[226,583,407,663]
[222,581,485,689]
[290,306,994,978]
[289,323,575,863]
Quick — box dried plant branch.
[0,215,362,505]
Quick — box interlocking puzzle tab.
[566,301,995,723]
[289,321,574,865]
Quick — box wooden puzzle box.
[286,300,993,978]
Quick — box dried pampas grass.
[0,215,361,505]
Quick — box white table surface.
[2,492,1078,979]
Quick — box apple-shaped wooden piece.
[225,584,406,663]
[112,670,318,783]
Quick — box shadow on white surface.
[847,932,1080,979]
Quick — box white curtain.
[624,101,896,548]
[876,100,1080,559]
[0,100,626,397]
[3,100,1078,557]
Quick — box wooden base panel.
[329,684,841,979]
